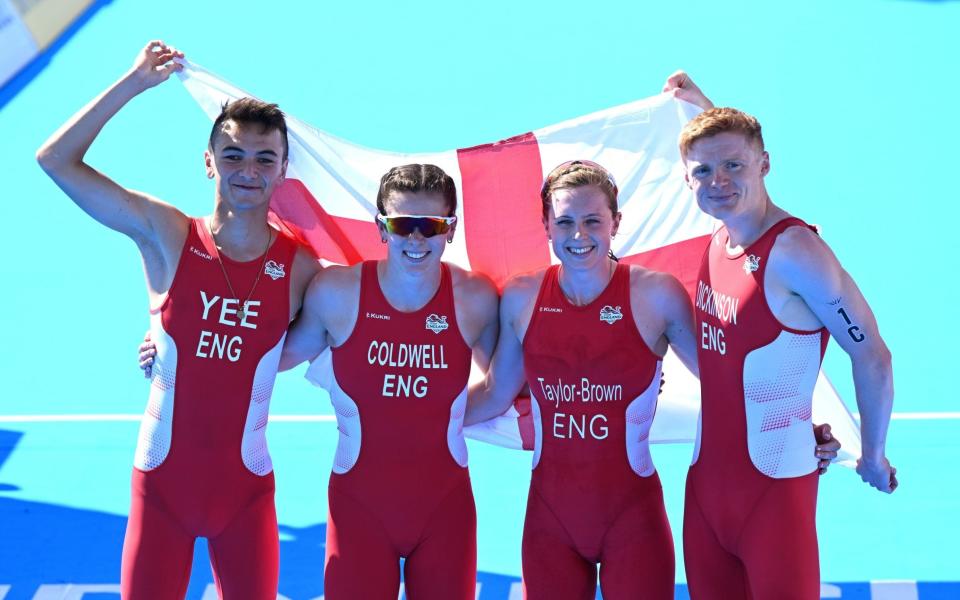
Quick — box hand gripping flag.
[177,61,863,467]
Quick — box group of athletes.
[36,41,897,600]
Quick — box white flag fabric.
[177,61,862,467]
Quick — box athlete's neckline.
[198,216,280,266]
[372,260,447,315]
[721,217,798,260]
[554,262,622,311]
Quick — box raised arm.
[36,41,187,280]
[464,280,531,426]
[771,228,896,492]
[662,70,715,111]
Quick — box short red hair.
[679,107,764,158]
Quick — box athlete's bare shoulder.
[447,264,499,354]
[448,263,498,320]
[502,269,545,303]
[500,268,547,334]
[775,222,830,256]
[627,264,688,307]
[448,263,497,299]
[627,263,667,287]
[309,262,362,299]
[300,262,363,345]
[291,246,322,279]
[769,223,843,290]
[300,263,359,314]
[626,264,693,355]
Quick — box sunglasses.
[376,214,457,238]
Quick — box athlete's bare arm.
[631,267,700,375]
[280,276,329,370]
[768,227,896,492]
[629,265,841,470]
[36,41,188,297]
[450,266,500,371]
[289,250,323,318]
[662,71,715,111]
[280,264,361,371]
[464,272,541,426]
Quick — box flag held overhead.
[177,60,862,467]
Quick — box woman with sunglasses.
[279,163,499,600]
[465,159,699,599]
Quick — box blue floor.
[0,417,956,598]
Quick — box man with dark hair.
[209,97,290,162]
[37,41,318,598]
[665,75,896,599]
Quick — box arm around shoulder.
[280,269,332,371]
[280,264,361,371]
[289,247,323,316]
[451,266,500,370]
[464,273,538,425]
[642,269,699,377]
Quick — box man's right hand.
[814,423,841,475]
[139,331,156,379]
[856,456,898,493]
[36,40,192,302]
[662,70,714,111]
[128,40,184,92]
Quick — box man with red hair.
[666,74,896,599]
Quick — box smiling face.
[545,184,621,272]
[205,119,287,212]
[683,131,770,222]
[380,191,455,272]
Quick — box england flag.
[177,60,862,467]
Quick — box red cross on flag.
[178,61,862,467]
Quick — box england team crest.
[599,305,623,325]
[264,260,286,280]
[425,313,449,334]
[743,254,761,274]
